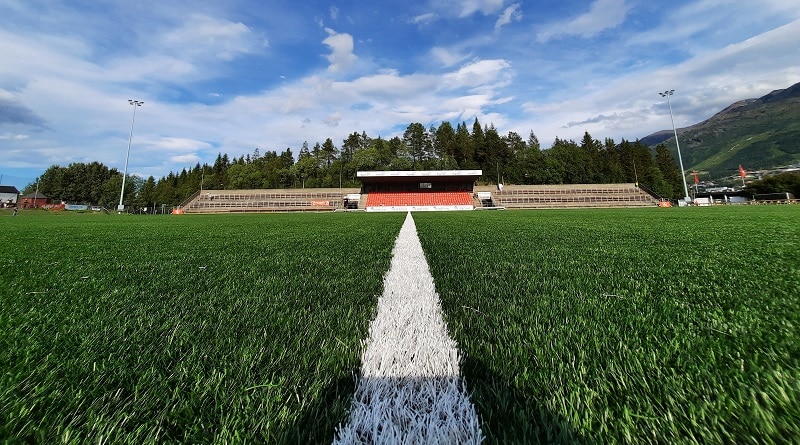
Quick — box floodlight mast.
[118,99,143,213]
[659,90,690,202]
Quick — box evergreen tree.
[135,176,157,209]
[370,136,393,168]
[548,137,590,184]
[471,118,486,166]
[483,124,507,182]
[454,122,475,168]
[528,131,540,151]
[310,142,324,181]
[579,131,603,183]
[402,123,428,167]
[434,122,456,160]
[598,138,625,183]
[321,138,338,166]
[386,136,402,159]
[655,144,684,199]
[299,141,310,159]
[517,131,547,184]
[342,132,361,163]
[503,131,527,183]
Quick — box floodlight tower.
[658,90,690,203]
[118,99,143,213]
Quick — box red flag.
[739,165,746,178]
[692,171,700,185]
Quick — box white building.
[0,185,20,207]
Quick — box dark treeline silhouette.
[745,172,800,198]
[26,118,684,209]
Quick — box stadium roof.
[357,170,482,184]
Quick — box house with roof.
[19,191,49,209]
[0,185,20,207]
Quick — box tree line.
[745,172,800,198]
[27,118,687,210]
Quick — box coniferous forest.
[26,118,686,210]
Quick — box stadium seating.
[474,184,658,209]
[181,188,361,213]
[180,183,658,213]
[365,191,473,210]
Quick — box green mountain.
[641,82,800,179]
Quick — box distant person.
[12,208,17,216]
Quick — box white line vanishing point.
[333,212,483,444]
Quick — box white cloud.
[411,12,436,25]
[2,0,798,188]
[177,55,515,158]
[323,113,342,127]
[430,47,470,67]
[169,153,200,164]
[346,71,438,98]
[457,0,505,18]
[0,133,29,140]
[628,0,800,54]
[537,0,630,42]
[420,0,505,20]
[442,59,513,92]
[152,137,213,152]
[160,14,266,62]
[323,28,357,73]
[495,3,522,30]
[513,17,800,145]
[330,6,339,20]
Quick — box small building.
[356,170,482,212]
[0,185,20,207]
[695,189,750,205]
[19,192,49,209]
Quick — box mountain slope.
[642,82,800,178]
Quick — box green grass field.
[414,207,800,444]
[2,206,798,444]
[0,211,406,443]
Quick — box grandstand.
[178,171,659,213]
[181,188,360,213]
[358,170,480,212]
[366,191,473,208]
[476,183,658,209]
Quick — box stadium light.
[118,99,143,213]
[658,90,690,203]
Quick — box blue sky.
[1,0,799,190]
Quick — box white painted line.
[333,212,483,444]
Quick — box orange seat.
[366,191,472,207]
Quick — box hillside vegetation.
[643,82,800,178]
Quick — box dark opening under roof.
[356,170,482,185]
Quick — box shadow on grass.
[463,356,585,445]
[281,363,582,445]
[271,374,354,444]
